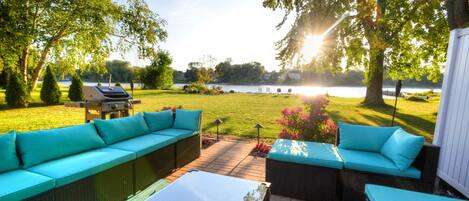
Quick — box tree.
[184,66,199,83]
[40,66,61,104]
[68,74,84,101]
[196,67,214,84]
[0,0,167,90]
[5,71,29,107]
[142,51,173,89]
[214,61,265,83]
[264,0,448,106]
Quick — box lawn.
[0,88,439,141]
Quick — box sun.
[301,35,324,62]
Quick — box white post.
[433,29,461,146]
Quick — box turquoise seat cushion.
[172,109,202,131]
[338,148,420,179]
[365,184,466,201]
[338,122,400,152]
[151,128,198,140]
[0,170,54,201]
[0,131,20,173]
[27,148,135,187]
[268,139,343,169]
[17,123,106,168]
[144,110,174,132]
[381,129,425,170]
[94,113,151,144]
[109,134,177,157]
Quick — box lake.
[58,81,441,98]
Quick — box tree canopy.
[264,0,448,105]
[0,0,167,90]
[215,61,265,84]
[142,50,173,89]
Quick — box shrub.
[115,82,122,87]
[0,69,7,89]
[68,75,84,101]
[40,66,61,105]
[277,95,337,143]
[160,105,183,113]
[5,72,30,107]
[183,83,223,95]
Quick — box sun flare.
[301,35,324,62]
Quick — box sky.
[108,0,291,71]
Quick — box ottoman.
[266,139,343,201]
[365,184,467,201]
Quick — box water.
[176,84,440,98]
[57,81,440,98]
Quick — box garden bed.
[202,137,217,149]
[249,143,271,158]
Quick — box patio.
[165,139,301,201]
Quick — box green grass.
[0,88,439,141]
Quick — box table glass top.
[147,170,269,201]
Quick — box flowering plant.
[277,95,337,143]
[251,143,271,157]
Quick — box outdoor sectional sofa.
[0,109,202,201]
[364,184,466,201]
[266,122,440,201]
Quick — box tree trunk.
[364,48,385,106]
[20,47,29,83]
[29,26,67,90]
[30,47,51,90]
[446,0,469,30]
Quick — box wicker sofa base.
[54,160,134,201]
[176,134,201,168]
[134,144,176,193]
[266,158,340,201]
[340,169,434,201]
[24,190,54,201]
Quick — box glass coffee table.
[147,170,271,201]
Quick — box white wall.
[434,27,469,198]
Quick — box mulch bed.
[249,143,272,158]
[202,137,218,149]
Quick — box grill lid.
[83,86,132,102]
[96,86,130,98]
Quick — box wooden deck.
[165,139,302,201]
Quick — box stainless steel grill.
[65,86,140,122]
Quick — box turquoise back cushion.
[17,123,105,168]
[94,113,150,144]
[381,128,425,170]
[0,131,20,172]
[144,110,174,132]
[339,122,400,152]
[172,109,202,131]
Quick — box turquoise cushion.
[172,109,202,131]
[27,148,135,187]
[152,128,198,140]
[381,129,425,170]
[268,139,343,169]
[0,170,54,201]
[365,184,466,201]
[144,111,174,132]
[339,122,400,152]
[0,131,20,173]
[17,123,106,168]
[94,113,151,144]
[338,148,421,179]
[109,134,177,157]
